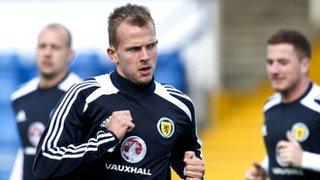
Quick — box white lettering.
[272,167,304,176]
[144,168,152,175]
[111,164,117,171]
[124,166,130,173]
[131,167,137,173]
[105,163,152,176]
[118,165,124,171]
[105,163,112,169]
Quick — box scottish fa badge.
[291,122,309,142]
[157,117,175,138]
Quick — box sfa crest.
[157,117,175,138]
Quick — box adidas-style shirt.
[10,72,82,180]
[33,71,202,180]
[263,83,320,180]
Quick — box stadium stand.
[71,52,114,79]
[155,51,187,92]
[0,51,187,180]
[0,54,20,180]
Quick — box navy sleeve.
[33,81,119,179]
[169,97,202,178]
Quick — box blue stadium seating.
[0,54,20,180]
[15,55,37,85]
[155,51,187,93]
[70,53,114,79]
[0,51,186,179]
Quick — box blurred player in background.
[245,29,320,179]
[10,23,81,180]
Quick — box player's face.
[108,21,157,85]
[36,28,73,79]
[266,43,308,93]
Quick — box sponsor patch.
[28,122,45,146]
[157,117,175,138]
[121,136,147,163]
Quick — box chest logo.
[28,122,45,146]
[291,122,309,142]
[157,117,175,138]
[121,136,147,163]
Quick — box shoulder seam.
[300,83,320,113]
[155,82,192,121]
[58,73,82,91]
[11,77,39,101]
[263,93,281,112]
[161,83,193,103]
[82,74,118,113]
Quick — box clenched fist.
[107,110,135,140]
[184,151,205,179]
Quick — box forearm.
[301,151,320,172]
[33,130,119,178]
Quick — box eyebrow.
[124,40,157,51]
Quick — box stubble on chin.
[40,71,56,80]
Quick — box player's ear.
[300,57,310,74]
[107,46,119,65]
[67,49,75,63]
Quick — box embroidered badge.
[157,117,175,138]
[291,122,309,142]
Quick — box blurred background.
[1,0,320,179]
